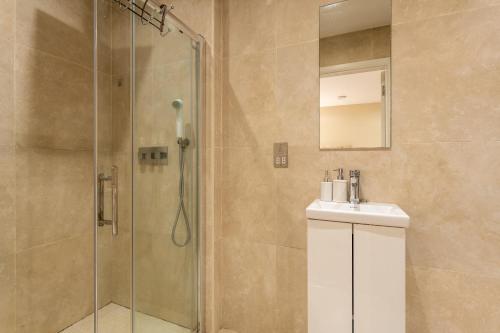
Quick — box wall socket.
[274,142,288,168]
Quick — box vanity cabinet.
[308,220,406,333]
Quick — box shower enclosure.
[0,0,203,331]
[94,1,203,332]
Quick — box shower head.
[173,99,185,139]
[172,99,184,109]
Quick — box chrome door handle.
[98,166,118,236]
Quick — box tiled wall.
[218,0,500,332]
[0,1,98,332]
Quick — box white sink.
[306,199,410,228]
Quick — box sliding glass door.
[95,1,203,332]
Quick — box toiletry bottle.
[332,168,348,203]
[320,170,333,202]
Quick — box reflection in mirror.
[319,0,392,149]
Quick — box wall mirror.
[319,0,392,150]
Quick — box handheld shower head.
[172,99,185,139]
[172,99,184,109]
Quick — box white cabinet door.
[308,220,352,333]
[353,224,405,333]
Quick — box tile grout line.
[13,0,17,331]
[15,42,112,76]
[15,232,94,256]
[392,3,500,26]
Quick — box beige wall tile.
[0,254,16,333]
[15,46,93,150]
[0,146,15,257]
[393,0,500,25]
[203,52,217,149]
[222,51,279,148]
[16,233,93,333]
[275,149,330,249]
[0,0,15,41]
[221,238,277,333]
[222,0,276,57]
[16,0,93,69]
[327,149,397,203]
[276,0,318,47]
[400,142,500,278]
[222,147,277,244]
[276,41,319,148]
[16,147,93,251]
[407,266,500,333]
[393,7,500,73]
[392,7,500,143]
[478,140,500,238]
[213,54,224,149]
[276,246,307,333]
[0,37,14,147]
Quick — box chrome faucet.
[349,170,360,208]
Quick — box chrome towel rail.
[111,0,173,35]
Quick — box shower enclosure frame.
[92,1,206,332]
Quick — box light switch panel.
[274,142,288,168]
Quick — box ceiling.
[320,70,383,107]
[320,0,392,38]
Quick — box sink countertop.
[306,199,410,228]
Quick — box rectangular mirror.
[320,0,392,150]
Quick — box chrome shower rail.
[111,0,173,34]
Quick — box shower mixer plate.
[138,146,168,165]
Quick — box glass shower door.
[95,2,133,333]
[132,13,200,333]
[95,2,201,332]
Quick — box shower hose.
[171,140,192,247]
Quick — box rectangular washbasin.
[306,199,410,228]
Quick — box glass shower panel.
[96,1,133,332]
[95,2,201,332]
[133,15,199,333]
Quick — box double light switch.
[274,142,288,168]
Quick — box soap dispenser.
[320,170,333,202]
[332,168,348,203]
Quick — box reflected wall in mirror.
[320,0,392,150]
